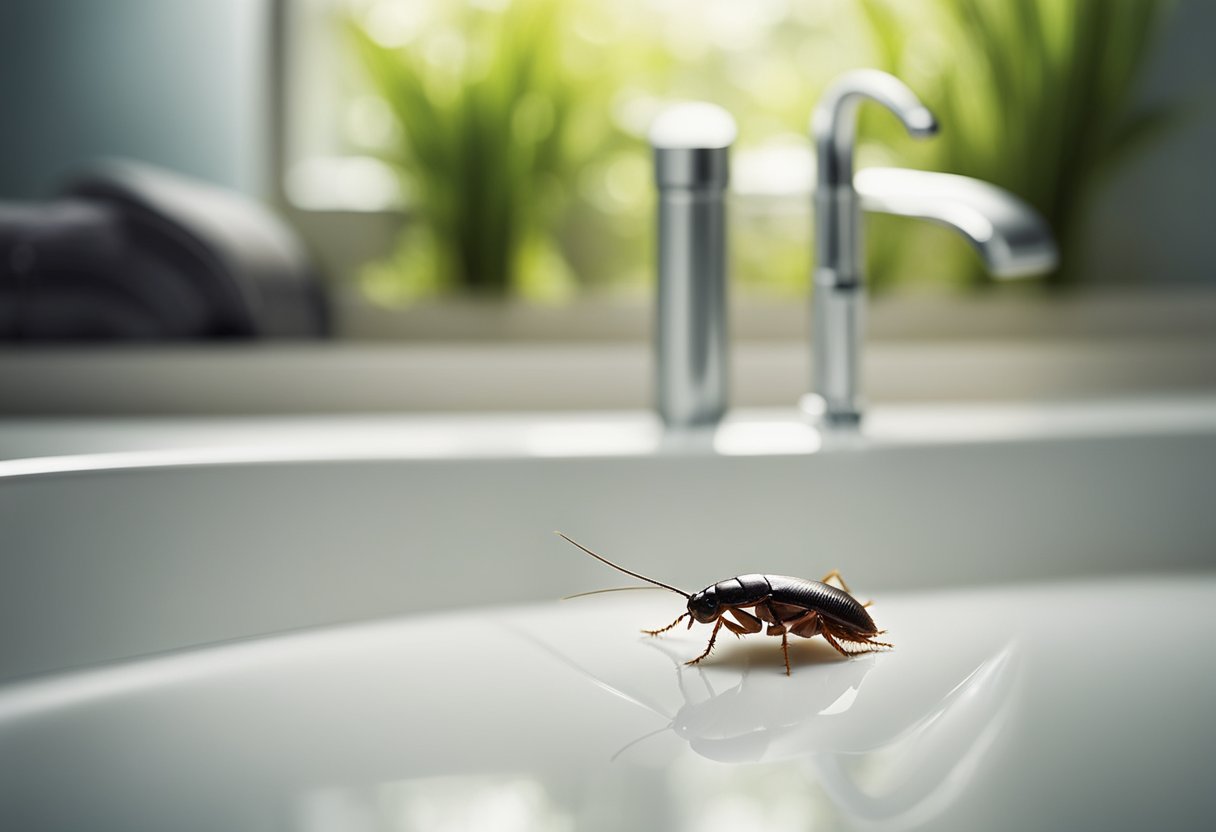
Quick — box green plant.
[861,0,1177,289]
[350,0,614,300]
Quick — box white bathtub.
[1,398,1214,830]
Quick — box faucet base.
[800,393,863,428]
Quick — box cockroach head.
[687,587,721,622]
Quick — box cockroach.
[558,532,891,675]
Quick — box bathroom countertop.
[1,337,1215,416]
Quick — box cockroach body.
[559,533,891,675]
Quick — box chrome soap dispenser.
[650,102,737,428]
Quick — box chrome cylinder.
[650,103,736,428]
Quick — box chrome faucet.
[804,70,1059,426]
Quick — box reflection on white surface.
[811,645,1019,829]
[819,682,861,716]
[526,612,1019,828]
[0,619,406,722]
[295,786,380,832]
[672,767,820,832]
[296,776,570,832]
[1,578,1214,831]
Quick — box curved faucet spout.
[856,168,1059,278]
[812,69,938,191]
[812,71,938,294]
[806,70,1057,427]
[809,71,939,426]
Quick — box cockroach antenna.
[555,532,691,598]
[562,586,667,601]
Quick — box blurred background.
[0,0,1213,411]
[2,9,1216,827]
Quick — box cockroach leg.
[821,630,854,658]
[780,630,791,676]
[821,570,875,608]
[788,611,822,639]
[771,601,805,620]
[819,569,853,594]
[729,607,763,634]
[643,613,687,636]
[685,619,724,666]
[721,616,749,638]
[823,627,893,656]
[758,599,784,626]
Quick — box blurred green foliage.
[348,0,1175,301]
[351,0,606,300]
[861,0,1176,289]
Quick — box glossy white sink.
[0,398,1214,829]
[1,577,1212,830]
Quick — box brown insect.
[559,533,891,675]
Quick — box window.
[277,0,1216,342]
